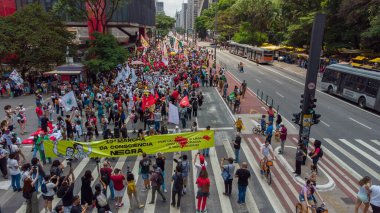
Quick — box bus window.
[365,79,380,97]
[322,69,339,85]
[356,77,367,92]
[344,74,357,90]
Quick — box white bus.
[247,46,274,64]
[321,64,380,111]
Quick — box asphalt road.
[214,49,380,184]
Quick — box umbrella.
[131,61,144,65]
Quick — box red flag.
[180,96,190,107]
[142,94,156,110]
[155,92,159,100]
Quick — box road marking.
[321,120,330,127]
[323,138,380,180]
[275,79,283,85]
[349,117,372,130]
[209,147,234,213]
[275,92,284,98]
[339,139,380,166]
[354,139,380,156]
[221,133,260,213]
[371,140,380,146]
[255,79,262,83]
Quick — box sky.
[163,0,184,17]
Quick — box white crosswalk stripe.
[354,139,380,156]
[324,138,380,181]
[370,139,380,146]
[339,139,380,167]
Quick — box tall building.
[187,0,198,30]
[155,1,164,15]
[175,11,181,28]
[180,3,188,30]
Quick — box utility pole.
[214,1,218,63]
[292,14,325,146]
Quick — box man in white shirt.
[370,185,380,212]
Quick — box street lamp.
[214,1,218,63]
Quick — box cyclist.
[299,180,325,213]
[260,140,275,175]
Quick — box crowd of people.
[1,37,379,213]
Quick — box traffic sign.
[308,82,316,90]
[303,114,312,127]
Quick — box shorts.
[196,191,209,198]
[42,195,54,201]
[183,176,188,186]
[114,188,125,197]
[299,194,314,202]
[357,194,369,203]
[142,173,149,180]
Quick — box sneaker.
[138,204,144,208]
[162,198,167,202]
[164,189,167,193]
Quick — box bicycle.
[260,159,273,185]
[295,202,328,213]
[252,124,264,135]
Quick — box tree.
[53,0,125,33]
[0,3,74,78]
[155,14,176,36]
[195,16,208,39]
[84,32,127,74]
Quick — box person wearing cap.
[149,164,166,204]
[194,153,208,177]
[279,124,288,154]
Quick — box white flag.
[168,103,179,125]
[61,91,78,112]
[131,68,137,83]
[9,69,23,85]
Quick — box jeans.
[181,118,186,129]
[202,148,209,156]
[11,173,21,190]
[238,184,247,203]
[32,173,43,192]
[37,116,41,127]
[280,140,285,153]
[161,171,166,191]
[224,179,232,195]
[154,121,160,132]
[234,148,240,163]
[109,180,115,199]
[151,186,166,202]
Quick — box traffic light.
[300,94,304,109]
[312,113,321,124]
[308,97,317,114]
[292,113,301,125]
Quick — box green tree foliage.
[196,0,380,53]
[84,32,127,73]
[155,14,176,36]
[0,3,74,77]
[195,15,209,39]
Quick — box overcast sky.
[163,0,184,17]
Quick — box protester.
[93,183,111,212]
[194,153,208,177]
[234,133,242,163]
[171,165,184,209]
[354,176,371,213]
[235,162,251,204]
[23,166,39,213]
[196,167,210,213]
[202,126,211,157]
[221,157,235,196]
[7,153,21,192]
[58,168,75,213]
[110,168,125,208]
[155,152,167,192]
[42,175,60,213]
[80,170,94,205]
[126,171,144,210]
[278,124,287,154]
[180,154,190,195]
[70,195,88,213]
[100,160,114,200]
[139,152,152,191]
[149,164,166,204]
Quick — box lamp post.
[214,1,218,63]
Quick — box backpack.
[96,193,108,207]
[181,161,189,177]
[317,148,324,158]
[127,181,136,193]
[155,172,164,186]
[221,165,231,181]
[174,173,184,190]
[41,180,48,194]
[100,170,110,185]
[50,166,61,177]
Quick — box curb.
[275,146,336,192]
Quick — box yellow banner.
[140,35,150,48]
[44,130,215,159]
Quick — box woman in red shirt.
[196,167,210,213]
[110,168,125,208]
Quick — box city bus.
[228,41,248,57]
[321,64,380,111]
[247,46,274,64]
